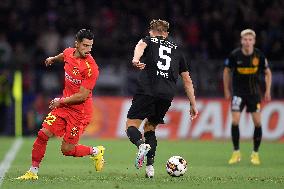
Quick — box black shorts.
[231,95,261,113]
[127,94,172,124]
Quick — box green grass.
[1,138,284,189]
[0,137,16,162]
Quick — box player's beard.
[79,50,87,58]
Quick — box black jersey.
[224,47,269,96]
[136,36,188,100]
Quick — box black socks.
[253,126,262,152]
[231,124,262,152]
[144,131,157,166]
[231,124,240,150]
[126,126,144,147]
[126,126,157,166]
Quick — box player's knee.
[232,119,240,126]
[40,128,54,138]
[144,122,156,132]
[126,119,140,129]
[232,122,239,127]
[37,130,50,142]
[254,123,262,128]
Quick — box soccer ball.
[166,156,187,177]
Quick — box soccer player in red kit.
[17,29,105,180]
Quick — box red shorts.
[42,108,88,144]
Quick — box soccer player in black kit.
[223,29,272,165]
[125,19,198,178]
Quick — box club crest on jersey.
[252,57,259,66]
[70,126,79,137]
[72,67,80,75]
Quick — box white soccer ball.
[166,156,187,177]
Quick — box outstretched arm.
[45,53,64,66]
[132,39,147,70]
[180,71,198,120]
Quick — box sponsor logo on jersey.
[65,72,82,84]
[237,67,258,74]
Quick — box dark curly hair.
[75,29,94,42]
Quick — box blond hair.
[149,19,169,32]
[240,29,256,38]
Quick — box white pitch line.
[0,138,23,187]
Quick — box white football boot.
[135,143,151,169]
[145,165,154,178]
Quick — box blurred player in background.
[223,29,272,165]
[17,29,105,180]
[126,19,198,178]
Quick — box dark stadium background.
[0,0,283,136]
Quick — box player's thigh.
[63,122,84,145]
[127,94,155,125]
[147,98,172,125]
[42,111,66,137]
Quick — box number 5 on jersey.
[157,45,172,71]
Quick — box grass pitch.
[0,137,283,189]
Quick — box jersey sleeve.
[142,36,151,45]
[63,48,72,60]
[179,53,189,74]
[81,60,99,90]
[224,53,235,69]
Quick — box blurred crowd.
[0,0,284,134]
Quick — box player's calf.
[61,144,93,157]
[126,126,144,147]
[144,131,157,161]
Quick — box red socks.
[31,130,92,168]
[62,145,92,157]
[32,130,49,167]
